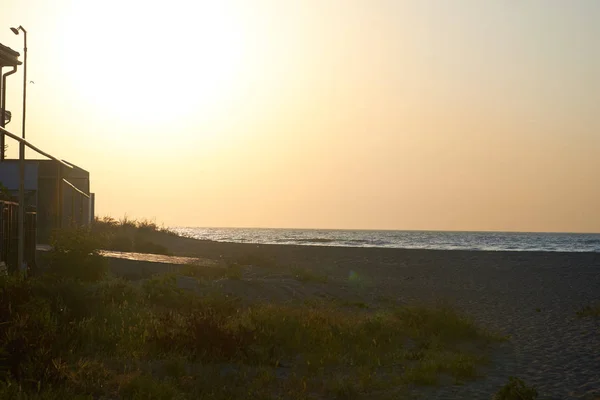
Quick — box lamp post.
[10,26,26,140]
[10,25,27,273]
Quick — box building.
[0,159,93,245]
[0,38,94,272]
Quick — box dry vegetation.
[0,226,516,399]
[576,303,600,318]
[91,216,177,255]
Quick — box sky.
[0,0,599,232]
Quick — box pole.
[21,28,27,140]
[17,27,27,273]
[0,66,3,127]
[0,65,3,160]
[17,141,24,272]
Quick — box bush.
[95,277,140,306]
[49,227,107,281]
[92,216,178,254]
[0,276,69,388]
[493,377,538,400]
[142,274,191,309]
[109,234,134,252]
[150,308,254,362]
[135,240,171,256]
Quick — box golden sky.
[1,0,599,232]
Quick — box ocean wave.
[291,238,336,243]
[171,228,600,253]
[581,238,600,244]
[345,239,371,245]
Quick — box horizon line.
[169,226,600,235]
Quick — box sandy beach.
[105,235,600,399]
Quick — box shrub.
[134,240,171,256]
[150,308,253,362]
[493,377,538,400]
[136,218,159,233]
[0,280,66,387]
[49,227,107,282]
[31,276,96,319]
[64,359,115,396]
[109,234,134,252]
[92,215,179,253]
[95,277,140,306]
[119,215,137,231]
[142,274,191,309]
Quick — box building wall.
[0,160,91,244]
[0,162,39,191]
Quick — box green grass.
[0,230,505,399]
[0,272,504,399]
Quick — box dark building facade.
[0,159,92,244]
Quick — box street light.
[10,25,26,140]
[10,25,27,273]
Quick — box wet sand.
[109,235,600,399]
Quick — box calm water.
[172,228,600,253]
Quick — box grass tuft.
[576,304,600,318]
[493,376,538,400]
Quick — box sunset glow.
[0,0,598,232]
[59,1,249,125]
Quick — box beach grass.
[0,273,503,399]
[91,216,176,255]
[0,229,506,399]
[576,304,600,318]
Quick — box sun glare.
[58,1,248,126]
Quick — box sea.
[171,228,600,253]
